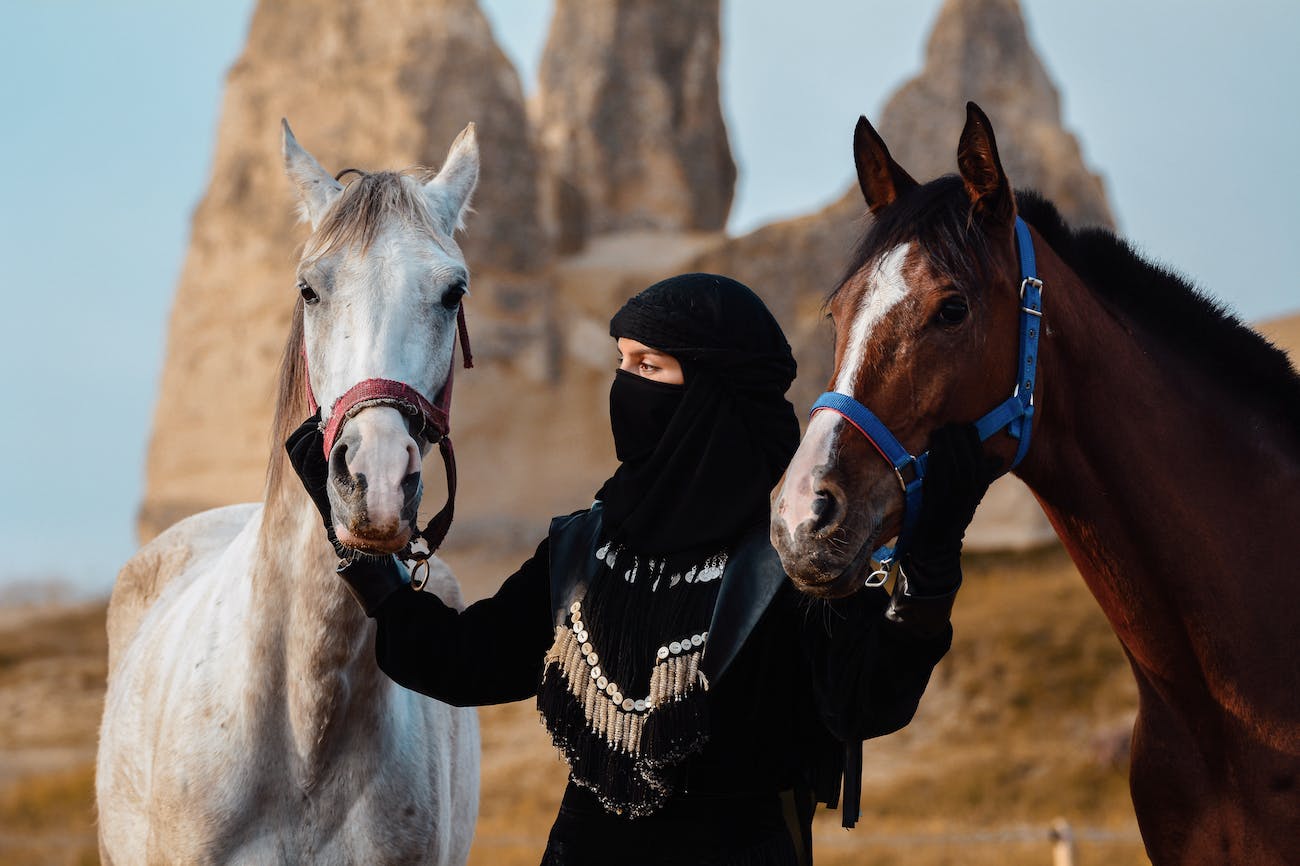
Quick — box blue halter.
[810,216,1044,578]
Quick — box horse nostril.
[330,442,357,493]
[401,471,421,503]
[810,489,839,533]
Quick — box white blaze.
[833,244,912,394]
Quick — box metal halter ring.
[409,558,431,592]
[864,565,891,588]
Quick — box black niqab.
[596,273,800,556]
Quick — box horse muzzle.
[770,412,899,598]
[770,506,884,600]
[327,406,423,554]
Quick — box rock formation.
[533,0,735,252]
[139,0,550,541]
[879,0,1112,228]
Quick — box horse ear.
[957,102,1015,225]
[424,123,479,234]
[853,115,917,214]
[281,119,343,230]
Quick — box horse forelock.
[827,177,998,395]
[303,170,453,261]
[828,175,997,313]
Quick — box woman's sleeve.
[370,537,556,707]
[798,583,953,742]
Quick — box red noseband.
[314,377,451,460]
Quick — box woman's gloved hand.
[285,412,345,556]
[285,413,409,615]
[888,423,998,634]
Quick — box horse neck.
[1014,246,1300,691]
[250,448,387,777]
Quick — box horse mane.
[266,298,308,500]
[304,169,444,260]
[1015,190,1300,440]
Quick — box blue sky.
[2,0,1297,596]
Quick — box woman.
[286,273,991,865]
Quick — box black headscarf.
[595,273,800,556]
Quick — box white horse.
[96,122,482,865]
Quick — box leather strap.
[320,377,450,460]
[809,391,926,566]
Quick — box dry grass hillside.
[0,603,105,866]
[0,547,1148,866]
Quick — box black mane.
[833,177,1300,440]
[1016,190,1300,440]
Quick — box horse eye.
[936,297,968,325]
[297,279,319,305]
[441,278,467,311]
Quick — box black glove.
[888,424,997,634]
[285,413,409,615]
[285,412,343,554]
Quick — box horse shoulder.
[105,503,260,673]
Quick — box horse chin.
[804,543,881,600]
[777,525,883,600]
[794,568,870,600]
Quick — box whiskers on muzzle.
[771,506,884,599]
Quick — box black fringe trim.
[539,663,710,818]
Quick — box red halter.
[303,305,474,563]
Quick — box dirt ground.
[0,545,1149,866]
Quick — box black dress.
[370,508,951,865]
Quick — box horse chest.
[110,696,461,865]
[99,538,477,866]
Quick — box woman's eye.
[639,363,659,374]
[297,280,319,305]
[441,278,467,311]
[936,297,968,325]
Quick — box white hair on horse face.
[305,196,465,422]
[834,243,913,395]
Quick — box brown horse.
[770,103,1300,865]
